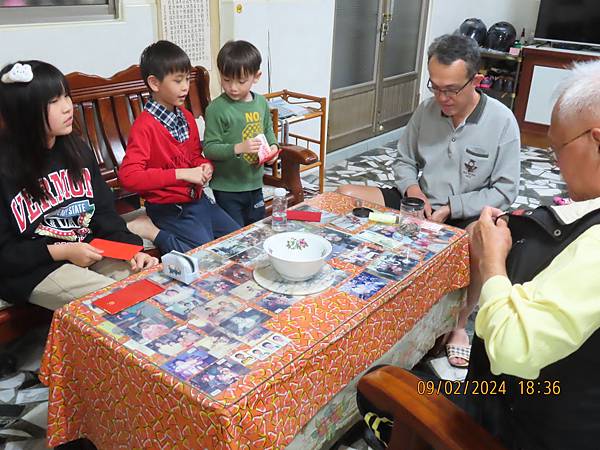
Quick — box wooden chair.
[357,366,505,450]
[65,65,318,215]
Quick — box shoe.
[479,76,493,89]
[504,78,514,92]
[446,344,471,368]
[492,77,504,91]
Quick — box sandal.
[446,344,471,368]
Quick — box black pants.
[213,188,265,227]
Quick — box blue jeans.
[213,188,265,227]
[145,194,240,254]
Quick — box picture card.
[189,296,243,327]
[190,358,249,396]
[339,271,389,301]
[230,350,258,367]
[231,246,269,269]
[336,244,384,267]
[229,280,267,301]
[329,214,367,232]
[355,230,403,250]
[197,331,242,358]
[164,291,209,320]
[220,263,253,285]
[246,345,271,360]
[153,284,197,307]
[220,308,271,338]
[189,250,227,273]
[147,327,202,357]
[367,251,420,281]
[89,238,143,261]
[163,347,216,380]
[193,275,237,297]
[208,234,252,258]
[257,293,302,313]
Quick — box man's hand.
[265,145,279,165]
[470,207,512,281]
[129,252,159,272]
[405,184,433,218]
[48,243,104,267]
[430,205,451,223]
[176,166,210,185]
[234,138,261,155]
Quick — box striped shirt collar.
[145,99,190,143]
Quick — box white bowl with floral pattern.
[263,232,332,281]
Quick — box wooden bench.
[0,65,318,346]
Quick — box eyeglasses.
[550,128,592,162]
[427,75,474,97]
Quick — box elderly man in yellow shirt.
[356,60,600,450]
[464,59,600,450]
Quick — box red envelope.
[287,210,322,222]
[90,238,143,261]
[256,133,281,165]
[93,279,164,314]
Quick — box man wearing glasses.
[338,33,520,367]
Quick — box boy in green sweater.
[203,40,279,226]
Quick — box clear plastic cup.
[400,197,425,219]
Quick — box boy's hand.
[234,138,261,155]
[176,167,210,185]
[48,243,104,267]
[265,145,279,165]
[129,252,159,272]
[201,163,213,182]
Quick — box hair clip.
[1,63,33,84]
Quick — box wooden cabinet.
[514,47,600,135]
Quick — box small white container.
[263,232,332,281]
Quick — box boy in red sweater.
[119,41,239,254]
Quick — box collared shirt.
[145,99,190,143]
[391,93,521,219]
[476,198,600,379]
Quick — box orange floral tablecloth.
[40,192,469,449]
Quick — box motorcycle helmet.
[487,22,517,52]
[459,18,487,46]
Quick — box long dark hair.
[0,60,83,201]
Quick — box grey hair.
[554,60,600,122]
[427,34,481,78]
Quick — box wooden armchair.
[357,366,505,450]
[65,65,318,214]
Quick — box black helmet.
[459,18,487,46]
[487,21,517,52]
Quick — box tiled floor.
[302,141,567,211]
[0,141,566,450]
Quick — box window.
[0,0,118,25]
